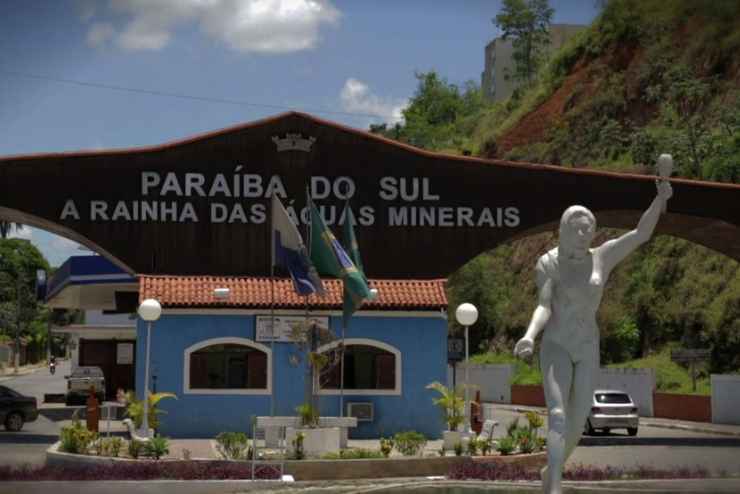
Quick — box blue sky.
[1,0,599,267]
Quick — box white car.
[584,389,639,436]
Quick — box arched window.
[184,337,271,395]
[316,339,401,396]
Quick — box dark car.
[0,385,39,432]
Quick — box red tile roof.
[139,276,447,311]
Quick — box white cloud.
[8,225,32,240]
[340,78,407,125]
[81,0,340,54]
[87,22,116,48]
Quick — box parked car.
[584,389,639,436]
[0,385,39,432]
[65,366,106,405]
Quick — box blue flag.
[272,195,325,296]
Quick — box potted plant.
[426,381,467,450]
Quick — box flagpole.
[305,188,314,411]
[340,312,346,418]
[270,197,276,417]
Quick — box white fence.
[447,363,656,416]
[711,374,740,425]
[596,367,656,417]
[447,363,514,403]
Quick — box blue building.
[47,259,451,439]
[137,275,449,439]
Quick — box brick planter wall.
[511,385,545,407]
[653,393,711,422]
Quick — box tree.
[494,0,554,87]
[0,239,51,365]
[369,71,484,151]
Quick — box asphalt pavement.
[3,361,740,482]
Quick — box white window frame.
[315,338,401,396]
[183,337,272,395]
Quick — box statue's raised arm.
[598,154,673,274]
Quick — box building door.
[79,340,136,399]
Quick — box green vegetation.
[473,346,716,395]
[214,432,252,460]
[321,448,385,460]
[494,0,554,87]
[59,419,97,454]
[377,0,739,380]
[610,345,711,395]
[124,391,177,430]
[144,435,170,460]
[426,381,466,431]
[392,430,427,456]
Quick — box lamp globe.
[455,303,478,327]
[138,298,162,322]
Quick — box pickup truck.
[65,366,106,405]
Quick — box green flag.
[342,201,366,281]
[309,197,371,327]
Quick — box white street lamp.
[137,298,161,439]
[455,303,478,434]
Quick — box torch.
[657,154,673,213]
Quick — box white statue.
[514,154,674,494]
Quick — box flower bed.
[448,461,711,481]
[0,461,280,481]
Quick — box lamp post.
[455,303,478,434]
[137,298,161,439]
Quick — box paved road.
[492,408,740,475]
[0,360,69,467]
[2,365,740,477]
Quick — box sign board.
[448,337,464,362]
[671,349,711,362]
[116,343,134,365]
[256,315,329,343]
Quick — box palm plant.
[426,381,467,431]
[124,391,177,430]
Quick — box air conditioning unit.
[347,402,374,422]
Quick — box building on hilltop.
[481,23,587,102]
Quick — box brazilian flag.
[309,197,371,327]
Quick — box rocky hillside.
[377,1,740,374]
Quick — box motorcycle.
[49,361,56,375]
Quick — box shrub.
[124,391,177,431]
[59,420,97,454]
[321,449,384,460]
[379,437,394,458]
[466,435,479,456]
[292,432,305,460]
[109,437,123,457]
[295,403,319,428]
[393,431,427,457]
[497,436,516,456]
[479,438,493,456]
[524,411,544,431]
[215,432,251,460]
[128,440,144,459]
[145,435,170,460]
[453,441,463,456]
[517,429,536,454]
